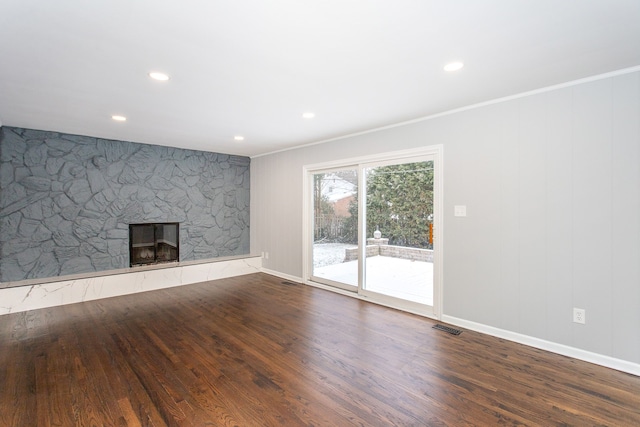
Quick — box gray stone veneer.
[0,127,250,283]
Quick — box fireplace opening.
[129,222,179,267]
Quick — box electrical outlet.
[265,252,269,259]
[573,308,586,324]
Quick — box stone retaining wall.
[344,245,433,262]
[0,127,250,283]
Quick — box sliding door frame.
[358,155,436,315]
[302,145,443,319]
[307,165,359,292]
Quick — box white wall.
[251,69,640,368]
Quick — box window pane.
[311,170,358,288]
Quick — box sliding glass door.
[305,147,442,318]
[310,168,358,290]
[361,159,434,306]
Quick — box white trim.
[309,275,358,292]
[359,288,435,317]
[442,315,640,377]
[304,145,443,173]
[302,145,443,318]
[432,146,443,318]
[301,166,312,288]
[261,268,640,377]
[252,65,640,159]
[262,268,438,319]
[260,268,304,285]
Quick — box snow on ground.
[313,254,433,306]
[313,243,356,268]
[312,242,434,306]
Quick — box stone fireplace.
[0,127,250,283]
[129,223,179,267]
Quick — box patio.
[313,247,433,306]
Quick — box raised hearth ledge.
[0,254,260,289]
[0,255,262,316]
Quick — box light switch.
[454,205,467,217]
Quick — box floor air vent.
[432,324,463,335]
[281,281,298,286]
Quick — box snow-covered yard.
[312,243,433,305]
[313,243,356,268]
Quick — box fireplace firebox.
[129,223,179,267]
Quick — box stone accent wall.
[0,127,250,283]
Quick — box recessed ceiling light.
[444,62,464,72]
[148,71,170,81]
[111,115,127,122]
[234,136,244,141]
[302,112,315,119]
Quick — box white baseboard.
[261,268,358,297]
[260,268,640,377]
[261,268,433,315]
[441,315,640,377]
[260,268,304,284]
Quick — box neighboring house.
[314,174,356,240]
[322,174,356,218]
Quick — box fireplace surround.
[0,127,250,283]
[129,223,179,267]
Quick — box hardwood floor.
[1,273,639,426]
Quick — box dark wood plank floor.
[1,273,639,426]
